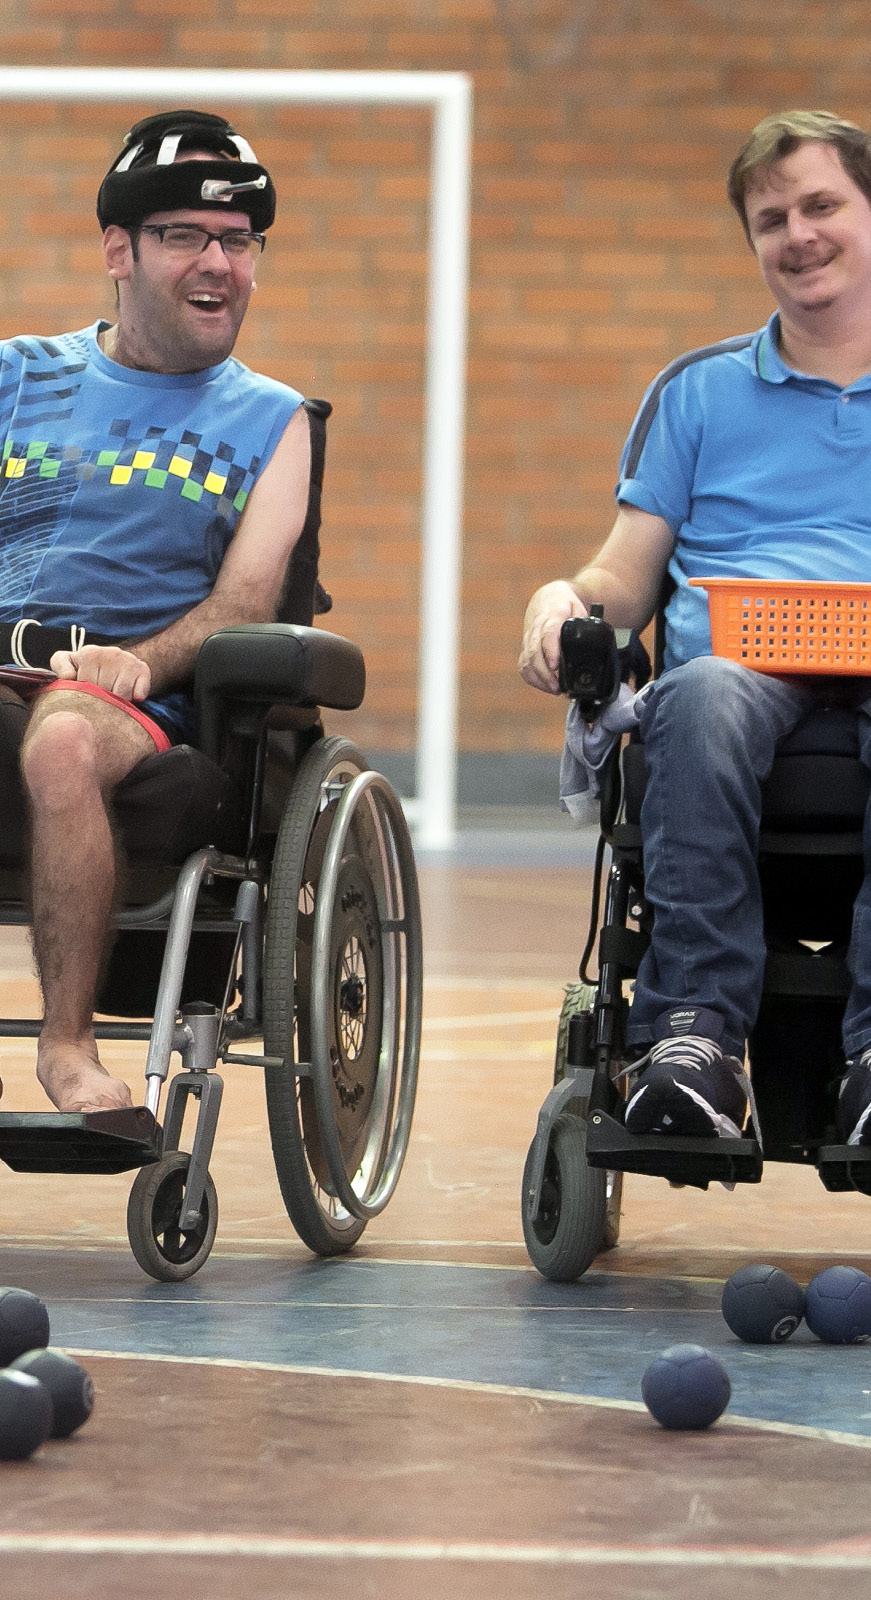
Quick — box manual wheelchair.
[0,399,422,1281]
[523,585,871,1282]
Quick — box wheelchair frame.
[523,610,871,1283]
[0,400,423,1282]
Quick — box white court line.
[60,1349,871,1449]
[421,1044,553,1060]
[3,1235,870,1266]
[424,976,568,992]
[0,1533,868,1569]
[421,1008,559,1031]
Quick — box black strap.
[0,620,115,671]
[598,924,649,974]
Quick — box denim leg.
[625,657,813,1057]
[842,702,871,1057]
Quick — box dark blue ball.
[641,1344,731,1430]
[805,1265,871,1344]
[0,1371,53,1459]
[721,1264,805,1343]
[0,1288,50,1366]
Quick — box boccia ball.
[0,1288,50,1365]
[805,1265,871,1344]
[641,1344,731,1430]
[9,1350,94,1438]
[721,1264,805,1344]
[0,1371,53,1460]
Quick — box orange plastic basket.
[687,578,871,675]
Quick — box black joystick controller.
[558,603,621,723]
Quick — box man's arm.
[518,503,674,694]
[50,405,312,701]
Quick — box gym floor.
[1,821,870,1598]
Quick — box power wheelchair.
[523,589,871,1282]
[0,399,422,1281]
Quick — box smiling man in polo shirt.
[519,110,871,1150]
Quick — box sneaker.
[837,1050,871,1146]
[624,1034,748,1139]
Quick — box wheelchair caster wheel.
[126,1151,218,1282]
[522,1113,609,1282]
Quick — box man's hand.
[49,644,151,702]
[518,580,587,694]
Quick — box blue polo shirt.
[617,312,871,668]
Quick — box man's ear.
[102,225,134,281]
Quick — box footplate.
[585,1109,763,1190]
[0,1108,162,1174]
[817,1143,871,1196]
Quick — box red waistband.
[40,680,171,753]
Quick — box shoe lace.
[615,1035,763,1152]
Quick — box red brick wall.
[0,2,863,761]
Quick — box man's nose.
[784,209,817,245]
[199,238,232,270]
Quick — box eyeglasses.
[137,224,266,259]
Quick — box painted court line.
[0,1534,869,1569]
[63,1349,871,1449]
[421,1043,553,1060]
[423,976,563,992]
[421,1008,560,1030]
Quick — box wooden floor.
[0,849,870,1598]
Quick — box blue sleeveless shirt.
[0,322,304,734]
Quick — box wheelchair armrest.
[194,623,366,761]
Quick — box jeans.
[624,654,871,1060]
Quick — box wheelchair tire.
[554,981,622,1252]
[522,1114,608,1282]
[264,737,369,1255]
[126,1151,218,1283]
[264,737,422,1254]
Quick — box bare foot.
[36,1039,134,1113]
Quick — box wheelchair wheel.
[554,981,622,1252]
[126,1152,218,1283]
[522,1114,608,1282]
[264,736,422,1256]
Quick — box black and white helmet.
[96,109,275,232]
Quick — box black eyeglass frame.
[136,223,267,256]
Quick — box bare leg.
[21,695,155,1112]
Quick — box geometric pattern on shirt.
[2,429,258,517]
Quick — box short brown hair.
[728,110,871,240]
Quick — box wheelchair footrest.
[816,1143,871,1196]
[585,1109,763,1190]
[0,1108,162,1174]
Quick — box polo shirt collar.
[755,310,871,391]
[755,313,799,384]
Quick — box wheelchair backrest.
[277,398,333,626]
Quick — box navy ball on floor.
[0,1289,50,1366]
[641,1344,731,1430]
[9,1350,94,1438]
[0,1371,53,1459]
[805,1266,871,1344]
[721,1264,805,1343]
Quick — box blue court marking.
[3,1247,871,1437]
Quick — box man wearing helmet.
[0,111,311,1115]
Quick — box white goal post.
[0,66,472,848]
